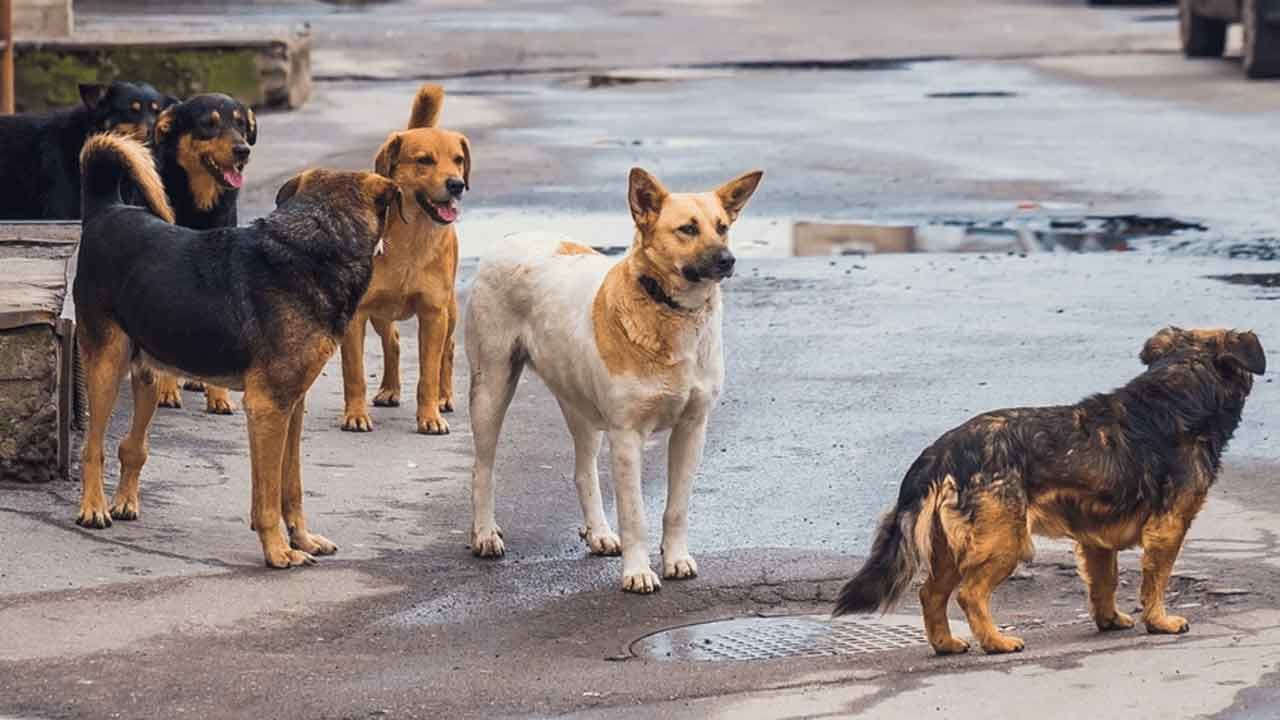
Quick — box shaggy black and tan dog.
[0,81,172,219]
[834,327,1264,655]
[74,132,401,568]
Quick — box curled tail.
[79,133,174,224]
[407,83,444,129]
[833,458,938,616]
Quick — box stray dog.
[74,132,400,567]
[466,167,762,592]
[0,81,172,219]
[340,83,468,434]
[147,93,258,414]
[834,327,1264,654]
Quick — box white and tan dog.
[465,167,763,593]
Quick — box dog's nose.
[445,177,466,197]
[713,248,736,276]
[232,144,251,162]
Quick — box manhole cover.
[631,615,926,662]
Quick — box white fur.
[465,237,723,592]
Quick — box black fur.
[76,144,390,403]
[0,82,172,219]
[834,327,1263,616]
[152,94,256,229]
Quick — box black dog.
[146,93,257,411]
[0,82,172,219]
[74,132,401,568]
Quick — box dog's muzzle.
[682,247,736,282]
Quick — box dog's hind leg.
[340,315,374,432]
[438,295,458,413]
[371,316,401,408]
[468,345,524,558]
[244,386,315,568]
[109,365,160,521]
[951,482,1029,653]
[281,398,337,557]
[76,325,130,529]
[920,515,969,655]
[559,401,617,556]
[610,429,660,593]
[1139,492,1206,635]
[1076,543,1135,631]
[155,372,183,408]
[661,413,708,580]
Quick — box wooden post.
[0,0,13,115]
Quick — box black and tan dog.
[0,81,172,219]
[834,327,1264,654]
[146,93,258,413]
[74,132,400,568]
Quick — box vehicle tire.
[1180,0,1229,57]
[1243,0,1280,78]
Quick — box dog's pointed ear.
[1223,331,1266,375]
[715,170,763,223]
[275,172,307,208]
[79,84,107,110]
[245,107,258,146]
[628,167,668,231]
[153,106,177,145]
[460,135,471,191]
[1140,326,1181,366]
[374,133,403,179]
[408,83,444,129]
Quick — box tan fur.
[175,134,228,212]
[76,169,394,567]
[79,134,175,223]
[340,84,470,434]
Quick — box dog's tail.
[80,133,175,224]
[407,83,444,129]
[833,456,938,616]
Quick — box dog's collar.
[638,275,688,312]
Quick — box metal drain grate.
[631,615,926,662]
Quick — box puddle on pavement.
[630,614,926,662]
[792,216,1206,256]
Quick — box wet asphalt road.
[5,0,1280,717]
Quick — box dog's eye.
[678,223,699,236]
[716,222,728,236]
[418,155,436,165]
[150,102,160,113]
[130,101,142,113]
[453,155,465,166]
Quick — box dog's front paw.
[1096,611,1136,632]
[341,411,373,432]
[931,637,971,655]
[579,526,622,556]
[205,390,235,415]
[373,388,400,407]
[662,554,699,580]
[472,525,505,557]
[417,413,450,435]
[622,568,661,593]
[264,547,317,569]
[1145,614,1189,635]
[183,380,206,391]
[290,530,338,556]
[109,495,139,521]
[979,634,1025,654]
[76,501,112,529]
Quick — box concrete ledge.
[14,29,311,112]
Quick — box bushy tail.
[80,133,174,224]
[832,505,922,616]
[407,83,444,129]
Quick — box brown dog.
[834,327,1264,654]
[340,84,469,434]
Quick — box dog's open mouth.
[203,156,246,190]
[416,191,461,225]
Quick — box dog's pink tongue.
[223,169,244,189]
[435,201,459,223]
